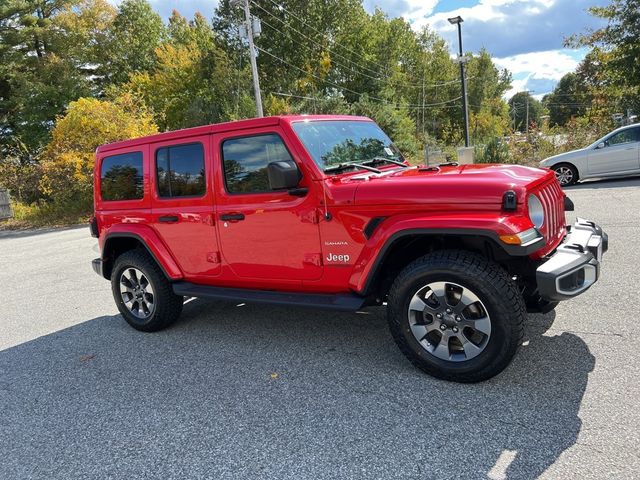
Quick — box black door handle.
[220,213,245,221]
[158,215,179,223]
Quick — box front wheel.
[387,250,525,382]
[553,163,578,186]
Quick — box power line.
[255,14,385,83]
[262,0,389,74]
[256,47,461,108]
[251,0,463,89]
[542,93,594,97]
[268,92,464,110]
[251,0,384,79]
[256,46,365,97]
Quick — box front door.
[214,128,322,281]
[588,127,640,175]
[150,135,221,277]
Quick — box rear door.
[213,127,322,281]
[588,127,640,175]
[150,135,221,277]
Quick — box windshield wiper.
[362,156,408,168]
[324,162,382,174]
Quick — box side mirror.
[596,142,606,149]
[267,161,301,190]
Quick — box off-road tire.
[387,250,526,383]
[111,249,183,332]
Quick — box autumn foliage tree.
[39,96,157,211]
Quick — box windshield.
[291,120,402,171]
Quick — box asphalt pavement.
[1,176,639,479]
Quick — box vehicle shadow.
[564,175,640,190]
[0,300,593,479]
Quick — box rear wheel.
[553,163,578,186]
[387,250,525,383]
[111,250,183,332]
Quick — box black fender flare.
[360,228,542,295]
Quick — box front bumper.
[536,218,608,301]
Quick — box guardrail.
[0,189,13,220]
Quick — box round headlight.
[527,194,544,228]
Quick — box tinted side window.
[222,134,293,193]
[156,143,206,198]
[608,128,639,146]
[101,152,143,201]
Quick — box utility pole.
[524,90,535,136]
[233,0,263,117]
[448,16,470,147]
[525,96,529,136]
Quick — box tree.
[51,0,116,77]
[470,99,510,143]
[103,0,165,85]
[508,92,544,132]
[569,0,640,113]
[0,0,115,152]
[117,11,241,131]
[464,50,512,143]
[350,95,419,157]
[466,49,511,116]
[0,0,115,154]
[39,96,157,211]
[543,73,589,126]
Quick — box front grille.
[535,180,565,244]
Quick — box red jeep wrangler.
[91,115,607,382]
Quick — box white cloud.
[495,50,579,82]
[364,0,439,21]
[494,50,579,98]
[419,0,513,32]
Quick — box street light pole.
[448,16,470,148]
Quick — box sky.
[128,0,610,98]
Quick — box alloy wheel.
[554,166,574,186]
[120,267,155,319]
[407,281,491,361]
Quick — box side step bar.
[172,282,367,312]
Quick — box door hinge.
[300,210,319,224]
[303,253,323,266]
[206,251,221,264]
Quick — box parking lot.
[1,177,639,479]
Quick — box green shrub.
[474,137,510,164]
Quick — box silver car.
[540,123,640,186]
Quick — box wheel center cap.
[442,312,457,327]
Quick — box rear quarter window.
[100,152,143,201]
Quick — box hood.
[342,164,553,206]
